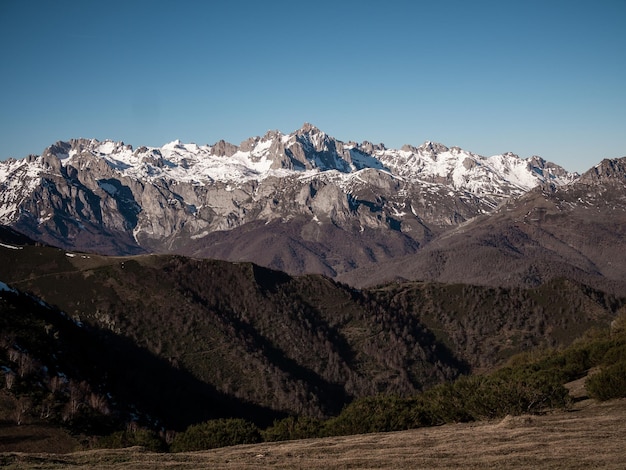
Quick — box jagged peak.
[297,122,322,135]
[360,141,386,153]
[210,139,238,157]
[500,151,520,159]
[261,129,283,141]
[2,128,582,192]
[291,123,338,155]
[416,141,449,155]
[580,157,626,183]
[43,140,72,158]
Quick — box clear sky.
[1,0,624,173]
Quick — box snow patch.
[98,141,117,154]
[0,281,17,293]
[190,231,209,240]
[0,243,22,250]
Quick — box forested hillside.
[1,241,623,436]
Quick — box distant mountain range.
[1,124,624,292]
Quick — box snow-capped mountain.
[0,123,578,276]
[339,154,626,293]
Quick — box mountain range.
[7,123,622,291]
[341,157,626,294]
[1,125,625,447]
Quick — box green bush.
[597,342,626,366]
[420,381,474,424]
[419,368,569,424]
[323,395,421,436]
[485,367,570,414]
[170,418,261,452]
[262,415,324,441]
[586,361,626,401]
[317,365,571,439]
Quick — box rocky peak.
[262,129,283,141]
[501,152,520,159]
[211,140,238,157]
[239,136,260,152]
[43,141,72,159]
[162,139,184,150]
[294,123,329,148]
[579,157,626,184]
[360,141,386,153]
[400,144,419,153]
[528,155,546,166]
[416,141,449,156]
[297,122,322,135]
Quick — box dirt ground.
[1,398,625,469]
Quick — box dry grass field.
[1,397,624,469]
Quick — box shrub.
[318,366,570,438]
[418,368,569,424]
[586,362,626,401]
[323,395,422,436]
[170,418,261,452]
[484,367,570,415]
[597,342,626,367]
[262,415,324,441]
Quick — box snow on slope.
[56,128,573,191]
[0,157,49,221]
[375,143,573,196]
[0,125,577,226]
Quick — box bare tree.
[8,348,20,363]
[126,420,139,433]
[50,375,65,393]
[17,352,35,378]
[40,395,55,420]
[89,392,110,415]
[15,396,32,425]
[4,370,16,390]
[63,380,87,421]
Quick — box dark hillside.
[0,226,38,246]
[1,243,623,431]
[0,246,466,419]
[0,286,276,435]
[368,279,623,370]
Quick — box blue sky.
[1,0,624,172]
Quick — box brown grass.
[1,398,625,469]
[0,424,79,454]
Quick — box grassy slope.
[2,398,625,469]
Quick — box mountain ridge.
[339,157,626,293]
[0,124,583,282]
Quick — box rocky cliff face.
[339,156,626,293]
[0,124,578,277]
